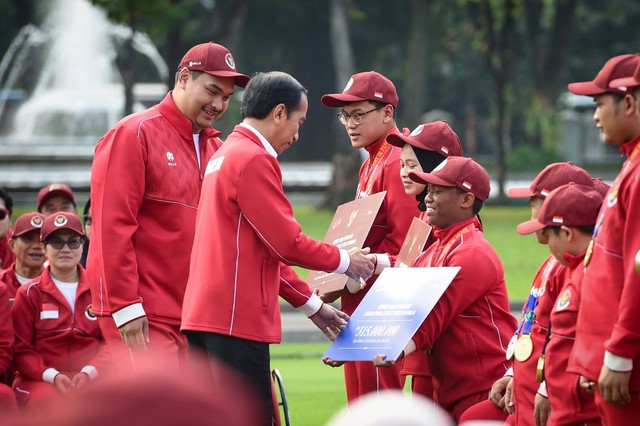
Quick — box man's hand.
[309,304,349,341]
[372,353,400,368]
[320,288,345,303]
[489,376,512,409]
[119,316,150,352]
[598,365,631,405]
[503,377,515,414]
[579,375,596,393]
[534,393,550,426]
[322,356,345,368]
[71,372,91,390]
[345,247,374,282]
[53,373,74,394]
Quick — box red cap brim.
[516,219,545,235]
[204,70,250,88]
[386,133,410,148]
[610,76,640,90]
[507,187,534,198]
[321,93,368,107]
[567,81,607,96]
[408,171,454,187]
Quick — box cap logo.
[552,216,564,224]
[31,216,43,228]
[433,158,448,172]
[440,146,449,154]
[49,183,61,192]
[54,214,68,227]
[618,86,628,92]
[343,77,354,93]
[188,61,201,67]
[540,189,550,197]
[410,125,424,136]
[462,181,473,190]
[225,53,236,70]
[85,304,97,321]
[374,91,383,99]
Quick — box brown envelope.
[394,217,432,268]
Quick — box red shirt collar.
[620,134,640,157]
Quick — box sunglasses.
[45,237,84,250]
[0,209,8,220]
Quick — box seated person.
[11,212,107,409]
[37,184,77,217]
[0,212,46,298]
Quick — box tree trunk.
[322,0,359,210]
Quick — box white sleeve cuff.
[333,249,350,274]
[537,381,548,397]
[604,350,633,372]
[112,303,146,328]
[375,254,391,274]
[504,367,514,377]
[298,293,324,318]
[43,368,60,384]
[81,365,99,381]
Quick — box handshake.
[344,247,377,293]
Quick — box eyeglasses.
[45,237,83,250]
[83,214,92,226]
[337,106,384,125]
[0,209,8,220]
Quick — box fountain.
[0,0,168,196]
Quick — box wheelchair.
[271,368,290,426]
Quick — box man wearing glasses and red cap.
[87,42,250,370]
[565,54,640,425]
[320,71,420,402]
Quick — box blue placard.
[323,267,460,361]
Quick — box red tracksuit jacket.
[0,264,21,299]
[545,252,599,425]
[411,216,517,412]
[12,267,107,382]
[0,282,12,375]
[181,125,344,343]
[512,255,568,426]
[569,136,640,389]
[88,92,222,327]
[341,129,420,315]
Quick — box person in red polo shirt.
[373,157,516,422]
[1,212,46,299]
[12,212,107,409]
[562,53,640,425]
[320,71,421,402]
[460,162,596,425]
[87,42,249,370]
[516,183,603,426]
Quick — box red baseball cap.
[507,162,593,199]
[610,61,640,91]
[11,212,45,238]
[516,183,602,235]
[409,156,491,201]
[40,212,84,242]
[321,71,399,108]
[567,54,640,96]
[591,177,610,198]
[37,183,76,212]
[387,120,464,157]
[179,42,250,88]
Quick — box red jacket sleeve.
[91,126,147,313]
[0,282,12,374]
[12,287,48,381]
[278,265,314,308]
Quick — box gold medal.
[514,335,533,362]
[536,355,545,383]
[584,239,594,268]
[506,335,518,361]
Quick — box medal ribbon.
[511,257,557,339]
[356,141,393,198]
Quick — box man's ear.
[460,192,475,209]
[273,103,287,123]
[624,93,637,117]
[561,225,574,241]
[176,67,190,88]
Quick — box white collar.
[239,123,278,158]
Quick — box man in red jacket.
[566,54,640,425]
[87,42,250,369]
[517,183,603,426]
[374,157,516,422]
[321,71,421,402]
[181,71,374,425]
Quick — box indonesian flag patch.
[40,303,59,320]
[374,91,383,99]
[462,181,472,190]
[552,216,564,224]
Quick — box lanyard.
[512,257,556,338]
[356,141,392,198]
[426,224,473,267]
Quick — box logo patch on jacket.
[166,151,176,167]
[85,304,97,321]
[205,156,224,176]
[40,303,59,320]
[556,289,571,311]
